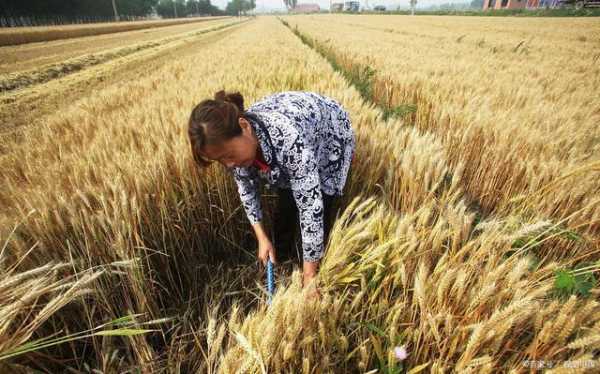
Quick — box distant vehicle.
[557,0,600,7]
[373,5,387,10]
[344,1,360,11]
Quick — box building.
[331,2,344,11]
[526,0,560,7]
[483,0,568,8]
[483,0,527,9]
[292,3,321,12]
[344,0,360,11]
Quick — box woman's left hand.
[302,261,319,283]
[302,260,321,300]
[304,284,321,300]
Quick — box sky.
[212,0,470,11]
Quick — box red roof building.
[292,3,321,12]
[483,0,527,9]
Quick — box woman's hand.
[302,260,319,284]
[302,260,321,300]
[257,237,277,266]
[252,222,276,266]
[304,285,321,300]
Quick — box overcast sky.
[212,0,470,11]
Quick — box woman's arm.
[233,168,276,265]
[303,260,319,288]
[280,128,326,286]
[251,221,277,266]
[251,221,269,242]
[232,167,263,224]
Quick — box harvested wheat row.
[0,16,231,46]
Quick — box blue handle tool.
[266,258,275,305]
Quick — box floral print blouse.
[231,91,355,262]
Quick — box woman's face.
[200,118,258,169]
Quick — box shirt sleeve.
[232,167,262,225]
[281,130,325,262]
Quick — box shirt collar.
[247,113,273,166]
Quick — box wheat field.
[1,15,599,373]
[0,16,230,47]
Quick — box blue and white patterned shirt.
[231,91,355,262]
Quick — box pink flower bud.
[394,345,408,361]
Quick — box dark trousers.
[273,188,339,264]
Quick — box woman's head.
[188,90,258,169]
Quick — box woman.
[188,90,355,295]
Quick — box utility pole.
[195,0,200,14]
[111,0,119,21]
[173,0,178,17]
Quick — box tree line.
[0,0,256,19]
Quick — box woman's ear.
[239,118,251,133]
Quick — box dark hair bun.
[214,90,244,112]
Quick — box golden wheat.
[0,14,598,373]
[0,16,230,46]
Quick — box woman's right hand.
[257,237,277,266]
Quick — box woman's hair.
[188,90,246,167]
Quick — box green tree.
[156,0,186,17]
[410,0,417,14]
[283,0,298,10]
[225,0,255,16]
[1,0,159,17]
[185,0,222,15]
[116,0,159,16]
